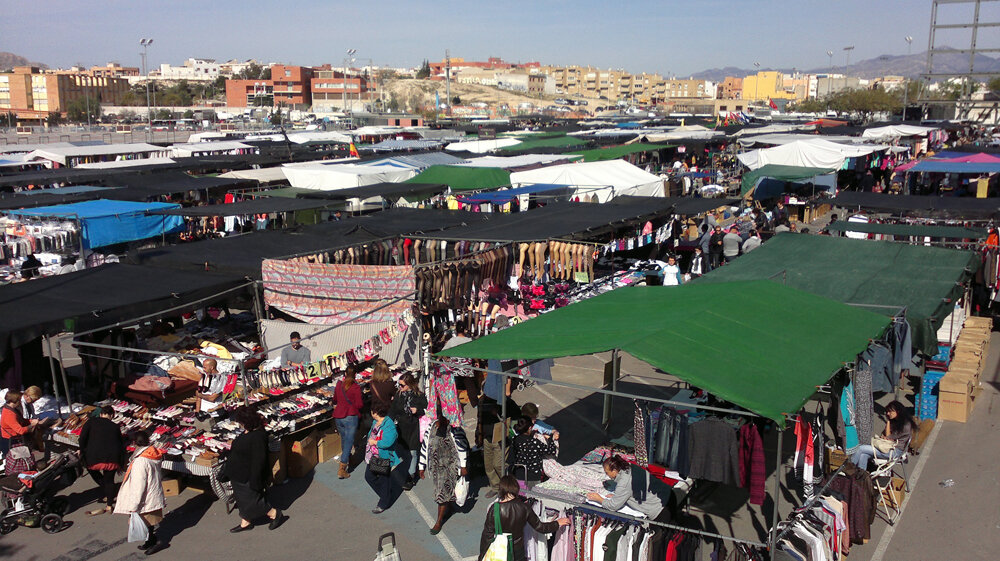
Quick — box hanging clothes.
[633,401,648,468]
[852,366,875,448]
[793,417,814,500]
[738,423,766,506]
[859,343,894,394]
[652,407,690,477]
[687,418,739,485]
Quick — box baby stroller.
[0,450,80,534]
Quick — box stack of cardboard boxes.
[268,427,344,483]
[938,316,991,423]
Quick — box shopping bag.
[454,476,469,507]
[374,532,401,561]
[482,503,513,561]
[127,512,149,543]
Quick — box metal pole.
[44,336,63,419]
[500,384,507,476]
[55,339,74,408]
[769,427,784,560]
[238,360,249,406]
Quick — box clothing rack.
[528,488,767,547]
[770,463,847,546]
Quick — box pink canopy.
[937,153,1000,164]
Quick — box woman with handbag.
[368,360,396,413]
[850,400,916,470]
[389,373,427,489]
[418,415,470,535]
[364,403,404,514]
[333,365,364,479]
[2,391,37,510]
[479,475,568,561]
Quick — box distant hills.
[688,49,1000,81]
[0,52,48,71]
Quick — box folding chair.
[871,436,911,524]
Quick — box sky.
[1,0,993,76]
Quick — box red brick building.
[225,64,314,108]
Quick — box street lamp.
[826,50,834,98]
[344,48,357,125]
[753,61,760,103]
[903,36,913,121]
[843,45,854,82]
[140,38,154,140]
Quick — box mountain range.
[689,49,1000,82]
[0,52,48,71]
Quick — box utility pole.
[826,50,834,99]
[902,35,913,121]
[445,49,451,117]
[140,38,154,141]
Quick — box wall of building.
[0,67,129,117]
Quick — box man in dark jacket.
[79,407,126,514]
[708,226,726,269]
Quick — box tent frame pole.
[54,338,73,409]
[44,336,63,419]
[769,427,784,561]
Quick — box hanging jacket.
[687,419,739,485]
[738,423,766,505]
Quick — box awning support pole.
[55,338,73,409]
[44,336,62,420]
[603,349,620,433]
[769,427,784,561]
[500,387,507,477]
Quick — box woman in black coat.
[387,373,427,489]
[479,475,568,561]
[224,407,288,533]
[78,407,126,515]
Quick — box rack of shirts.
[0,216,80,264]
[772,463,852,561]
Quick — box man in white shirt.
[742,230,762,253]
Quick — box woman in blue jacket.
[364,403,404,513]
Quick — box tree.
[182,109,195,119]
[451,95,461,106]
[1,111,15,128]
[155,108,173,120]
[415,60,431,79]
[235,63,270,81]
[46,113,63,127]
[792,98,827,113]
[987,76,1000,93]
[65,96,101,122]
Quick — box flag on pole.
[768,98,778,110]
[435,91,441,109]
[349,137,359,158]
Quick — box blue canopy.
[460,183,572,204]
[7,199,185,249]
[909,161,1000,174]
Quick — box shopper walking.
[114,431,166,555]
[368,360,396,413]
[332,365,364,479]
[364,404,404,514]
[708,226,725,269]
[225,407,287,533]
[477,395,515,498]
[478,475,569,561]
[418,416,469,534]
[78,407,125,516]
[389,372,427,489]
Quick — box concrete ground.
[4,338,997,560]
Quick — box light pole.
[826,50,834,98]
[140,38,154,140]
[753,61,760,104]
[902,36,913,121]
[843,45,854,82]
[345,48,357,126]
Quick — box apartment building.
[718,77,743,99]
[311,68,377,112]
[89,62,140,78]
[538,65,714,105]
[225,64,376,110]
[0,66,129,119]
[156,58,222,81]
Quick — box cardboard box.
[162,478,184,497]
[269,441,287,484]
[286,431,319,478]
[826,448,848,474]
[881,476,906,508]
[317,430,343,464]
[940,374,975,394]
[939,390,975,422]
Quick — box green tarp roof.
[697,233,979,354]
[439,280,889,424]
[255,187,317,199]
[498,135,587,153]
[825,221,988,239]
[404,165,511,191]
[741,164,838,196]
[568,143,675,162]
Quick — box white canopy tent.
[509,160,665,203]
[737,138,886,171]
[457,154,582,169]
[282,162,417,191]
[445,138,522,153]
[24,143,169,167]
[169,140,255,158]
[76,157,177,169]
[861,125,938,141]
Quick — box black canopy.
[0,264,247,361]
[830,191,1000,218]
[151,197,341,216]
[294,182,446,202]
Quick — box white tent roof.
[218,167,288,183]
[170,141,253,157]
[737,133,864,147]
[731,124,816,137]
[861,125,938,140]
[445,138,522,153]
[737,138,886,170]
[509,159,664,203]
[25,143,166,165]
[282,162,416,191]
[76,157,177,169]
[0,142,79,155]
[457,154,581,169]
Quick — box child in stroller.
[0,450,79,534]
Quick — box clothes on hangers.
[738,423,766,506]
[793,416,815,500]
[687,418,739,486]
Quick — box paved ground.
[4,339,997,560]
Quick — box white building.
[156,58,222,81]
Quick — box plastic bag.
[128,512,149,543]
[454,476,469,507]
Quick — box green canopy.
[697,233,979,354]
[439,280,888,424]
[568,143,675,162]
[498,135,587,153]
[825,221,987,239]
[256,187,318,199]
[740,164,838,196]
[404,165,511,191]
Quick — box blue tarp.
[460,183,572,204]
[909,161,1000,174]
[7,199,185,249]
